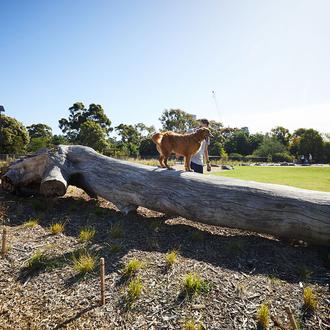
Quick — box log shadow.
[2,191,329,286]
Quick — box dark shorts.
[190,161,203,174]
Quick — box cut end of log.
[40,180,67,197]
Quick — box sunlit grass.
[78,227,96,243]
[212,166,330,192]
[73,251,96,274]
[23,218,39,228]
[183,273,211,298]
[256,303,270,329]
[125,276,143,305]
[303,287,317,311]
[49,223,64,235]
[122,258,143,277]
[165,250,178,267]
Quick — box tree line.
[0,102,329,163]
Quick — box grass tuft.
[183,319,204,330]
[256,303,270,329]
[49,223,64,235]
[110,244,121,253]
[122,258,143,277]
[303,287,317,311]
[109,222,123,239]
[23,218,39,228]
[26,250,48,271]
[78,227,96,243]
[73,251,96,274]
[183,273,211,298]
[125,276,143,305]
[165,250,178,267]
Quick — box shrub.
[229,153,243,159]
[272,152,293,162]
[256,303,270,329]
[303,287,317,311]
[122,258,143,277]
[78,227,96,243]
[73,251,96,274]
[24,218,39,228]
[165,250,178,267]
[50,223,64,235]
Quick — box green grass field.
[211,166,330,192]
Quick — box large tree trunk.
[2,145,330,246]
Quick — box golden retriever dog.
[152,128,213,171]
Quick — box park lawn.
[211,166,330,192]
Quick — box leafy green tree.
[270,126,291,147]
[248,133,265,154]
[115,124,142,156]
[51,135,69,146]
[253,136,286,159]
[297,129,324,162]
[139,138,158,157]
[77,120,109,152]
[0,115,29,154]
[59,102,112,141]
[27,123,53,152]
[27,137,50,152]
[323,142,330,163]
[27,123,52,139]
[159,109,197,132]
[224,130,250,156]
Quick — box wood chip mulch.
[0,187,329,329]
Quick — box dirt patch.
[0,187,329,329]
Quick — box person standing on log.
[190,119,212,174]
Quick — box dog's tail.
[152,132,163,145]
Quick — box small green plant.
[165,250,178,267]
[109,222,123,239]
[126,276,143,305]
[49,223,64,235]
[190,231,204,242]
[183,319,204,330]
[110,244,121,253]
[94,208,104,216]
[31,199,47,212]
[226,240,244,254]
[78,227,96,243]
[122,258,143,277]
[26,250,48,271]
[303,287,317,311]
[24,218,39,228]
[73,251,96,274]
[183,273,211,298]
[296,265,312,280]
[256,303,270,329]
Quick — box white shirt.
[191,137,210,166]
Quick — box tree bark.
[2,145,330,246]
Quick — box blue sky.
[1,0,329,135]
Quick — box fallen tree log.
[1,145,330,246]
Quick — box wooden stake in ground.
[100,257,105,306]
[285,306,299,330]
[1,227,7,258]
